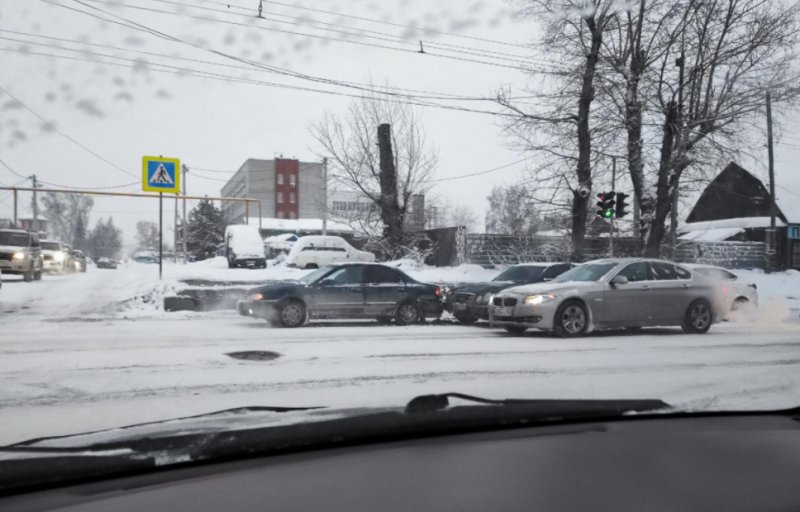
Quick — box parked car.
[447,263,574,324]
[264,233,299,259]
[238,262,445,327]
[40,240,70,274]
[0,229,43,282]
[95,257,118,269]
[224,225,267,268]
[685,264,758,317]
[488,258,720,337]
[284,235,375,269]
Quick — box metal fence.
[673,241,768,269]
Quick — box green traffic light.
[603,209,615,218]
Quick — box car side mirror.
[610,275,629,286]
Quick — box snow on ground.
[1,260,800,445]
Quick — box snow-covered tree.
[186,199,224,260]
[485,186,539,235]
[135,221,160,250]
[40,192,94,246]
[87,217,122,258]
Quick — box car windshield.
[493,265,546,282]
[298,267,333,284]
[550,263,618,283]
[2,0,800,493]
[0,232,28,247]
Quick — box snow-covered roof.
[678,216,786,234]
[679,227,744,242]
[246,217,354,233]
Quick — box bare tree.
[500,0,617,257]
[39,192,94,246]
[311,90,437,255]
[485,185,540,235]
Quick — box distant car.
[132,250,159,264]
[71,250,87,273]
[447,263,574,324]
[237,262,445,327]
[488,258,720,337]
[284,235,375,270]
[224,225,267,268]
[0,229,43,282]
[685,264,758,316]
[40,240,70,274]
[96,257,118,269]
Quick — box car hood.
[0,245,26,253]
[454,281,520,295]
[249,281,303,296]
[499,280,601,296]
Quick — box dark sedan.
[447,262,573,324]
[237,263,446,327]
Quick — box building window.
[289,174,296,187]
[290,192,296,204]
[277,191,284,203]
[277,173,284,185]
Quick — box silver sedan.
[488,258,721,337]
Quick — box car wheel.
[553,300,589,338]
[682,299,713,334]
[304,263,319,270]
[731,297,749,311]
[227,259,234,269]
[23,267,33,282]
[395,301,420,326]
[33,270,42,281]
[503,325,528,335]
[454,313,477,325]
[278,300,306,328]
[375,315,393,325]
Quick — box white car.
[224,225,267,269]
[285,235,375,269]
[685,264,758,315]
[40,240,69,274]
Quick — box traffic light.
[615,192,630,218]
[596,191,616,219]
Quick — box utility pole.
[670,44,686,258]
[322,157,328,235]
[766,91,777,273]
[182,164,188,263]
[609,157,616,257]
[13,188,18,228]
[31,174,38,231]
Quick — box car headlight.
[54,251,65,262]
[523,294,556,305]
[249,292,264,301]
[12,252,25,260]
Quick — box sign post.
[142,156,181,280]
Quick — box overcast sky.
[1,0,799,250]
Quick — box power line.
[69,0,533,71]
[0,43,519,118]
[0,156,29,180]
[0,83,139,180]
[0,29,515,102]
[38,179,140,190]
[428,157,533,182]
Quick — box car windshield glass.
[494,266,545,282]
[2,0,800,492]
[551,263,618,283]
[298,267,332,284]
[0,232,28,246]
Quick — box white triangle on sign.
[150,163,174,185]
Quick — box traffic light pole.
[609,158,616,257]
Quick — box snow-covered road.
[2,261,800,445]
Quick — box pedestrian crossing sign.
[142,156,181,193]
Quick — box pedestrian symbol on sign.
[141,156,180,194]
[150,163,174,185]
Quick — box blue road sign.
[142,156,180,193]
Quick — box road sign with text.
[142,156,181,193]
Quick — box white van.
[285,235,375,269]
[224,225,266,268]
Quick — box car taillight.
[435,287,443,298]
